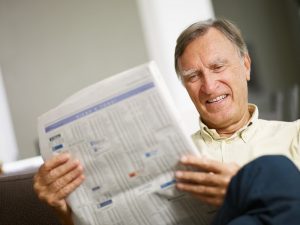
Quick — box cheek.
[232,78,248,103]
[185,83,201,101]
[229,70,248,93]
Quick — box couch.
[0,171,61,225]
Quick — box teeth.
[207,95,227,103]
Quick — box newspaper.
[38,62,215,225]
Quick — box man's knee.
[212,155,300,225]
[235,155,299,187]
[248,155,298,176]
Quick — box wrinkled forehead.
[180,30,234,59]
[178,29,241,71]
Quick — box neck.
[216,110,251,138]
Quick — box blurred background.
[0,0,299,165]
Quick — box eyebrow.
[181,68,199,77]
[180,58,229,77]
[209,58,228,66]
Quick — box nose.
[200,73,217,94]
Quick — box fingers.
[176,155,240,207]
[41,153,71,173]
[47,173,85,206]
[180,155,224,173]
[176,182,226,198]
[48,162,84,193]
[45,158,82,186]
[194,194,224,207]
[39,153,73,183]
[175,173,228,207]
[33,153,85,210]
[175,170,230,187]
[176,184,225,207]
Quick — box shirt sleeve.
[290,120,300,169]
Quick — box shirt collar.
[199,104,258,142]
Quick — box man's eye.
[213,65,224,72]
[187,74,199,82]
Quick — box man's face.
[178,28,251,130]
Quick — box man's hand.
[175,155,240,207]
[33,153,85,225]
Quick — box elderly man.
[174,18,300,224]
[34,18,300,225]
[174,17,300,199]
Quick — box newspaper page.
[38,61,216,225]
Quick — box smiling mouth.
[206,94,228,104]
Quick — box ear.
[243,53,251,81]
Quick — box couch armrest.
[0,171,61,225]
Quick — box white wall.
[0,0,148,159]
[137,0,214,135]
[1,0,218,159]
[0,68,18,162]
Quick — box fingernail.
[180,156,188,162]
[77,163,83,170]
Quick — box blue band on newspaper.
[160,179,176,189]
[45,82,155,133]
[52,144,63,151]
[98,199,113,208]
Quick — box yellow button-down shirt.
[192,104,300,168]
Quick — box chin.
[203,112,232,128]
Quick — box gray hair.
[174,18,248,78]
